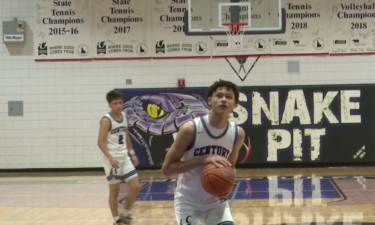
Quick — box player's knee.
[131,185,140,194]
[109,189,119,197]
[217,222,234,225]
[109,186,120,196]
[129,182,140,193]
[134,183,141,193]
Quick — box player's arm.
[125,123,133,151]
[126,116,139,166]
[227,127,245,170]
[162,122,231,177]
[98,117,119,168]
[161,122,197,177]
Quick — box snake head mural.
[123,93,211,166]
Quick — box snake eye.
[146,103,165,118]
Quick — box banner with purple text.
[118,84,375,167]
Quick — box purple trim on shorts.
[106,168,115,181]
[107,167,137,182]
[114,169,137,181]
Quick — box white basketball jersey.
[174,115,238,206]
[104,112,129,157]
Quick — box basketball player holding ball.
[162,80,245,225]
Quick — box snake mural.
[122,92,250,166]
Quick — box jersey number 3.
[118,135,124,144]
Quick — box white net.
[225,25,245,48]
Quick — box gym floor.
[1,167,375,225]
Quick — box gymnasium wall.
[1,0,375,169]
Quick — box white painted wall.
[1,0,375,168]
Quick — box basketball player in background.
[162,80,245,225]
[98,90,140,225]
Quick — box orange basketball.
[200,163,236,197]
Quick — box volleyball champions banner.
[34,0,92,61]
[329,0,375,55]
[118,84,375,167]
[92,0,152,59]
[271,0,328,55]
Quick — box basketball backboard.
[184,0,286,36]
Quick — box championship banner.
[270,0,328,55]
[211,1,271,57]
[151,0,210,58]
[34,0,92,61]
[211,35,271,57]
[118,84,375,167]
[330,0,375,55]
[93,0,152,59]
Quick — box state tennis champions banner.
[34,0,92,61]
[93,0,152,59]
[118,84,375,167]
[271,0,328,55]
[151,0,211,58]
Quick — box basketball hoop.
[222,23,248,48]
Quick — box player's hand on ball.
[204,155,232,168]
[131,155,139,166]
[109,157,120,168]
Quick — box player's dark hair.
[206,80,239,105]
[106,90,123,103]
